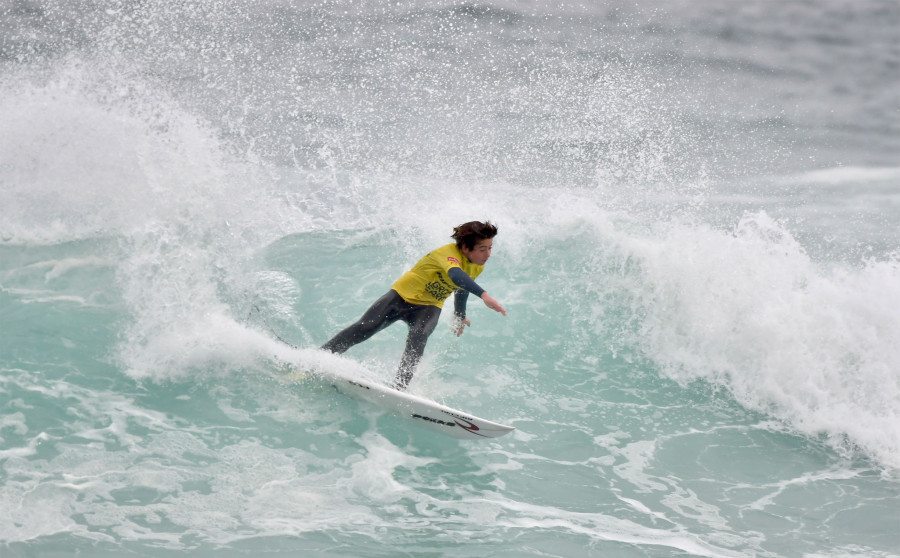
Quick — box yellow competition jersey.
[392,244,484,308]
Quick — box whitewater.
[1,1,899,556]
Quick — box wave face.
[2,1,899,556]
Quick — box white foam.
[604,211,900,470]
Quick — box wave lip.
[617,211,900,471]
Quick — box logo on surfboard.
[411,413,455,427]
[411,413,487,437]
[441,409,476,422]
[452,418,482,435]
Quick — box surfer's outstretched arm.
[448,268,506,336]
[480,292,506,315]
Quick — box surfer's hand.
[481,293,507,316]
[452,316,471,337]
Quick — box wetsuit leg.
[321,290,405,354]
[393,304,442,390]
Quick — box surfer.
[321,221,507,390]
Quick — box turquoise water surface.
[2,1,899,556]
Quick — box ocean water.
[1,0,899,556]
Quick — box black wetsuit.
[321,267,484,390]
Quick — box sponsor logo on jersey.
[447,257,460,265]
[425,272,455,301]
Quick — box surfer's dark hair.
[452,221,498,250]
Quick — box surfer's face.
[462,238,493,266]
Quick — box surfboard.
[288,359,515,440]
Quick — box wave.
[593,211,900,470]
[2,4,898,474]
[3,65,898,472]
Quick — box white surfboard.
[286,355,515,440]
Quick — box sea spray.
[594,210,900,470]
[2,1,899,556]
